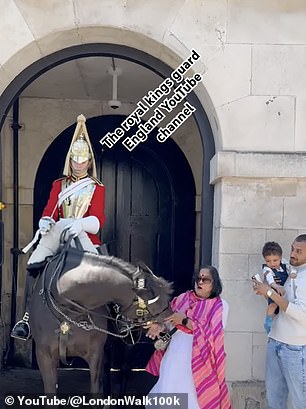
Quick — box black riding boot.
[10,264,44,341]
[27,260,47,277]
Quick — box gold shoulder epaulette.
[90,176,104,186]
[54,177,66,183]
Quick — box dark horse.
[29,240,172,394]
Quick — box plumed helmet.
[63,114,97,177]
[70,133,91,163]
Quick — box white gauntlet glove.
[39,216,55,235]
[68,216,100,238]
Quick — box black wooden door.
[97,147,174,370]
[98,148,172,281]
[34,116,196,370]
[34,115,195,290]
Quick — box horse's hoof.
[11,321,31,341]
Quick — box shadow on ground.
[0,367,157,408]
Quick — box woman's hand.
[164,312,186,326]
[144,322,165,340]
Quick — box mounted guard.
[11,114,106,340]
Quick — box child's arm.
[267,302,278,316]
[270,282,285,295]
[263,267,285,296]
[263,267,275,285]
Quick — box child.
[261,241,288,334]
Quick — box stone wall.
[1,1,306,407]
[0,96,202,368]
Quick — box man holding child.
[253,234,306,409]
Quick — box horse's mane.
[94,254,138,276]
[88,254,173,302]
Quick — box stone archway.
[0,42,216,368]
[34,114,196,292]
[0,42,215,265]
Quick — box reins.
[39,234,165,340]
[40,239,136,339]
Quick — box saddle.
[52,234,109,282]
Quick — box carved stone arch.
[0,43,215,265]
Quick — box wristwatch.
[266,288,273,298]
[182,317,189,326]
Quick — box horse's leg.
[36,347,58,393]
[102,338,112,397]
[88,351,104,394]
[86,334,107,394]
[119,344,133,397]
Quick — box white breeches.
[27,218,98,265]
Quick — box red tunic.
[42,177,105,245]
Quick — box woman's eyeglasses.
[196,276,212,285]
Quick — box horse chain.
[44,261,132,339]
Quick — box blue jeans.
[264,316,273,334]
[266,338,306,409]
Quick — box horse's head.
[116,262,173,327]
[47,250,173,335]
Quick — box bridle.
[116,294,166,326]
[39,248,166,343]
[108,266,171,334]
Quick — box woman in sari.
[146,265,231,409]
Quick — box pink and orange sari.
[146,291,231,409]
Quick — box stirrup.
[11,312,31,341]
[22,312,30,322]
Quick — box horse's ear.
[137,261,160,279]
[154,277,174,295]
[137,261,150,272]
[135,261,174,297]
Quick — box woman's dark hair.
[192,265,223,298]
